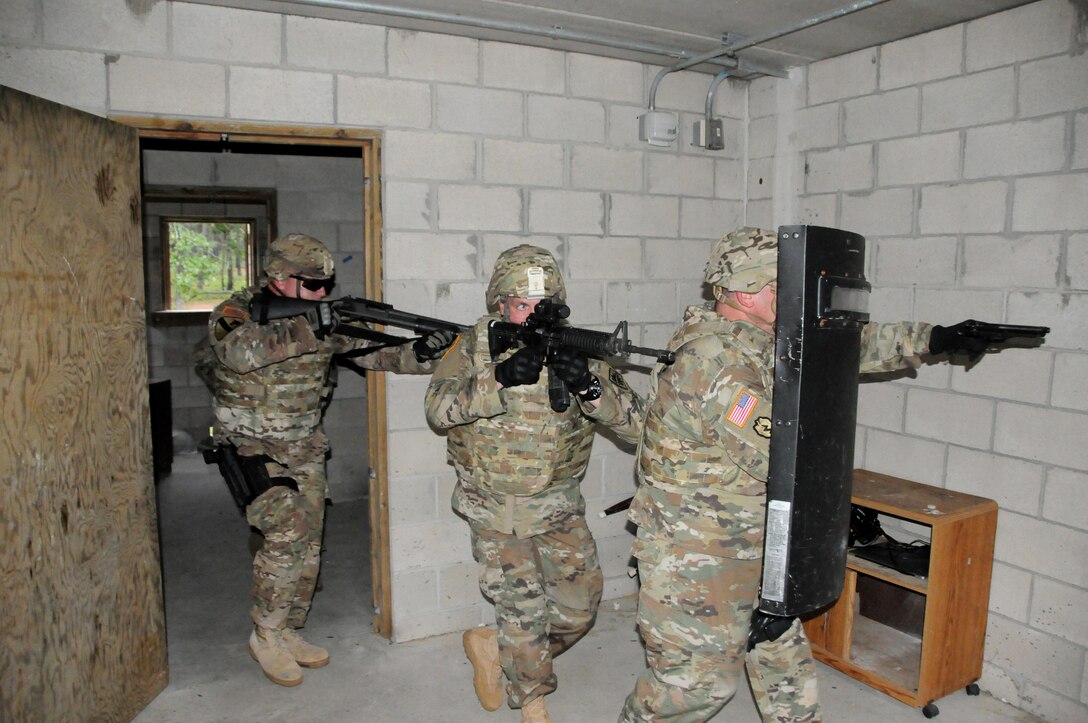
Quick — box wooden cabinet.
[803,469,998,718]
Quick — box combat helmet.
[486,244,565,310]
[704,227,778,293]
[264,233,334,281]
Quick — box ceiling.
[187,0,1038,78]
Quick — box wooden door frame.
[113,116,396,638]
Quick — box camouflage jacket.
[425,314,643,538]
[205,286,432,449]
[629,304,932,560]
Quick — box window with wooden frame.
[161,217,256,311]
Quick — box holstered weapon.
[202,443,299,513]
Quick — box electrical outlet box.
[638,111,677,146]
[693,119,725,151]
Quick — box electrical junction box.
[693,118,725,150]
[638,110,677,146]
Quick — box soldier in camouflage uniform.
[204,233,454,687]
[424,245,643,723]
[620,227,989,722]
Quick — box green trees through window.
[165,219,254,311]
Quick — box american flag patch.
[727,390,759,428]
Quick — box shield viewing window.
[163,218,255,311]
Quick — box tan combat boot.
[521,696,551,723]
[463,627,503,711]
[281,628,330,668]
[249,627,303,687]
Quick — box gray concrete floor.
[137,452,1041,723]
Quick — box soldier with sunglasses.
[201,233,455,687]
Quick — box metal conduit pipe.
[706,70,730,124]
[648,0,895,109]
[274,0,785,77]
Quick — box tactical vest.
[638,309,774,493]
[211,289,333,442]
[446,316,595,496]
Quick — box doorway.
[116,118,397,644]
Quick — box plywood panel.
[0,86,167,722]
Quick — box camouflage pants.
[243,443,327,631]
[620,541,819,723]
[469,516,604,708]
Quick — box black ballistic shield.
[759,225,872,616]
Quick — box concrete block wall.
[0,0,734,645]
[750,2,1088,720]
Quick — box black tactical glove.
[928,320,989,359]
[413,329,457,363]
[303,302,338,339]
[494,346,544,388]
[550,346,593,394]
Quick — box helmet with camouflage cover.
[704,226,779,293]
[486,244,565,310]
[264,233,335,281]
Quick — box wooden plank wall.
[0,87,168,721]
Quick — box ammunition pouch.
[202,443,299,513]
[747,609,796,651]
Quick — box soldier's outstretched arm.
[578,360,645,444]
[424,327,506,429]
[857,321,935,374]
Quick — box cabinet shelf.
[803,469,997,716]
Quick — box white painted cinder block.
[388,429,453,478]
[841,188,914,237]
[569,54,644,104]
[392,603,485,644]
[570,146,643,192]
[912,289,1004,327]
[987,563,1033,621]
[385,376,432,432]
[715,159,745,199]
[388,29,477,83]
[1020,52,1088,118]
[43,0,167,53]
[646,153,714,197]
[878,132,960,186]
[1032,577,1088,649]
[951,348,1053,404]
[994,402,1088,471]
[607,104,648,150]
[680,198,743,240]
[856,382,906,432]
[388,475,439,526]
[384,232,477,281]
[1065,231,1087,289]
[1,0,35,41]
[338,76,431,129]
[484,139,565,187]
[529,190,604,234]
[964,116,1067,179]
[861,429,947,485]
[985,615,1085,698]
[645,239,714,280]
[965,0,1077,72]
[1008,291,1088,352]
[961,234,1061,289]
[844,87,920,143]
[383,181,432,231]
[921,68,1015,132]
[286,16,386,74]
[608,194,678,238]
[779,103,840,152]
[229,67,333,124]
[173,3,280,64]
[566,236,642,280]
[746,157,775,201]
[110,55,225,117]
[481,41,565,94]
[1043,468,1088,531]
[1053,353,1088,412]
[438,561,483,610]
[1075,112,1088,170]
[905,388,994,450]
[605,281,677,324]
[392,568,439,618]
[390,518,472,570]
[808,48,877,105]
[880,25,962,90]
[0,47,107,114]
[872,236,958,286]
[383,131,477,181]
[919,181,1007,235]
[806,145,874,193]
[435,281,487,323]
[437,85,523,136]
[946,447,1043,517]
[528,96,606,143]
[437,185,522,232]
[1013,174,1088,232]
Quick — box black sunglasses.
[292,276,335,293]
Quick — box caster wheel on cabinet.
[966,683,980,696]
[922,703,939,718]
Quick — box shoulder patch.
[608,368,629,390]
[214,316,243,341]
[726,389,760,428]
[752,415,772,439]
